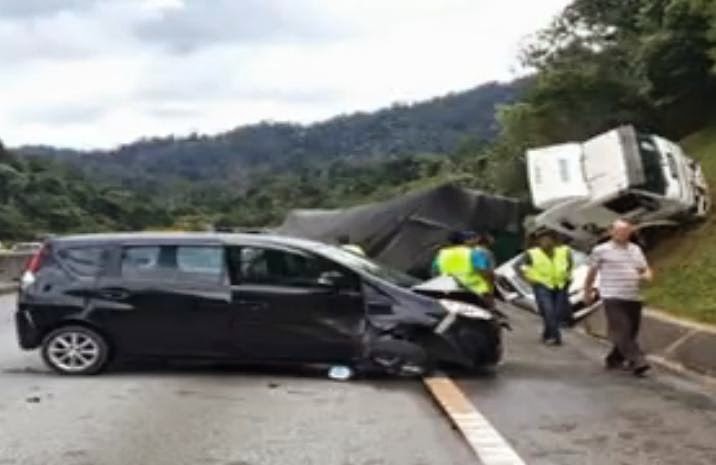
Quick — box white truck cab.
[527,126,710,248]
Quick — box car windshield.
[636,134,667,195]
[315,245,421,288]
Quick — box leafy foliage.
[0,141,173,240]
[512,0,716,145]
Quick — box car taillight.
[25,245,48,273]
[21,245,49,289]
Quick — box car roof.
[51,232,332,251]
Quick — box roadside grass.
[644,123,716,324]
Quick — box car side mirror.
[317,270,348,288]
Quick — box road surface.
[0,292,715,465]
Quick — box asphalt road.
[1,292,715,465]
[457,306,716,465]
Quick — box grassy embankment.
[645,123,716,324]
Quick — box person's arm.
[471,249,494,282]
[634,245,653,283]
[583,248,600,304]
[471,249,495,307]
[640,267,654,282]
[515,253,532,284]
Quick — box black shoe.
[544,338,562,346]
[633,364,651,377]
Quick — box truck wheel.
[41,325,110,375]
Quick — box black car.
[15,233,504,376]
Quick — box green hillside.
[645,123,716,324]
[18,80,525,191]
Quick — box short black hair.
[533,228,557,239]
[337,234,350,244]
[448,231,466,245]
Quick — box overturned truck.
[527,125,710,249]
[277,183,527,277]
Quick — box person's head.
[448,231,468,246]
[610,219,634,245]
[466,231,493,248]
[337,234,350,245]
[533,228,557,250]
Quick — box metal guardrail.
[0,252,32,282]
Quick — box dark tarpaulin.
[277,183,527,277]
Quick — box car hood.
[410,276,494,311]
[412,276,463,293]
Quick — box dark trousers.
[533,285,568,342]
[558,281,573,325]
[603,299,646,367]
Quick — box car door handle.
[98,289,130,300]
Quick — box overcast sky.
[0,0,570,149]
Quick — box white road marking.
[424,375,527,465]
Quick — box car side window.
[230,246,350,288]
[121,246,165,280]
[176,246,225,284]
[57,246,107,278]
[121,245,226,284]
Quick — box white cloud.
[0,0,570,149]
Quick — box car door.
[226,245,365,363]
[92,244,233,357]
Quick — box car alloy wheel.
[42,326,109,375]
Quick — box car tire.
[41,325,110,375]
[369,338,432,377]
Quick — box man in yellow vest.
[433,231,495,308]
[519,228,572,346]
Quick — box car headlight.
[439,299,493,320]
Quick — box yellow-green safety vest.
[436,245,491,295]
[522,246,571,290]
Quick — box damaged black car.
[15,233,505,376]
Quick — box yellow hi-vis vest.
[436,245,491,295]
[523,246,571,290]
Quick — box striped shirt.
[589,241,648,301]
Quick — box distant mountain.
[18,79,527,190]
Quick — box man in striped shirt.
[584,219,654,376]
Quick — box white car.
[494,250,601,321]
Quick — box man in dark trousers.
[519,228,572,346]
[584,219,653,376]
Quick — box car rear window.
[56,246,107,278]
